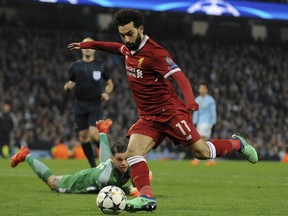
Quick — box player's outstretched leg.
[96,119,113,133]
[125,195,157,212]
[10,146,30,167]
[232,133,258,164]
[11,146,53,184]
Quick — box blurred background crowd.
[0,0,287,161]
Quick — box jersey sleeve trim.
[164,68,181,79]
[120,45,125,54]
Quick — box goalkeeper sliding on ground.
[10,119,148,196]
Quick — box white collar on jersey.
[130,35,149,55]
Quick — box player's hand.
[187,102,199,112]
[64,81,75,90]
[191,102,199,111]
[68,42,81,50]
[101,92,110,101]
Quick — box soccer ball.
[96,186,126,215]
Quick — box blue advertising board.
[29,0,288,20]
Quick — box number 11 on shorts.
[175,120,191,135]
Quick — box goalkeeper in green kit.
[10,119,142,196]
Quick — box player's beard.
[125,32,142,51]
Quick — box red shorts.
[126,110,201,148]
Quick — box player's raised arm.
[151,48,199,113]
[68,40,124,55]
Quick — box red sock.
[210,139,234,157]
[229,139,241,151]
[130,161,154,198]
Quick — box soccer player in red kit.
[68,9,258,212]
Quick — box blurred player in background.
[280,146,288,163]
[64,37,114,168]
[191,82,217,166]
[50,138,70,159]
[68,9,258,212]
[0,102,17,158]
[10,119,141,196]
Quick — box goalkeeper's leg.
[11,146,54,186]
[96,119,113,163]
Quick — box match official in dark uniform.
[64,37,114,167]
[0,102,17,158]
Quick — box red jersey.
[81,36,189,117]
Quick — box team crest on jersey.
[93,71,101,81]
[166,56,178,70]
[137,57,145,68]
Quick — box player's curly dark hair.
[111,141,127,155]
[113,9,145,28]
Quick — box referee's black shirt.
[68,59,110,101]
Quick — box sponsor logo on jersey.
[186,135,192,140]
[126,65,143,78]
[136,69,143,78]
[93,71,101,81]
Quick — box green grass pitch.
[0,159,287,216]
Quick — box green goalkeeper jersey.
[58,159,130,193]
